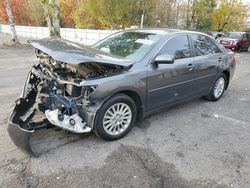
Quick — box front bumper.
[8,118,35,156]
[223,45,238,51]
[7,67,94,156]
[7,92,40,156]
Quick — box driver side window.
[159,35,190,60]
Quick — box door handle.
[187,63,193,71]
[218,57,222,62]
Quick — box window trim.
[150,34,192,65]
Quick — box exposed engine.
[22,49,125,133]
[7,38,134,156]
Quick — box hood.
[218,37,239,42]
[28,37,134,68]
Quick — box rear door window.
[190,34,221,56]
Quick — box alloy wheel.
[213,77,225,99]
[103,103,132,136]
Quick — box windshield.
[93,31,162,61]
[225,32,242,39]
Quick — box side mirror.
[154,54,175,64]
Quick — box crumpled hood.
[28,37,134,67]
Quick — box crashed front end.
[7,42,129,156]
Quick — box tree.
[0,0,8,23]
[1,0,45,26]
[58,0,75,27]
[211,0,248,31]
[8,0,32,25]
[72,0,99,28]
[86,0,159,29]
[27,0,46,26]
[52,0,60,35]
[4,0,18,43]
[192,0,216,30]
[41,0,61,37]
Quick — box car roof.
[123,28,209,35]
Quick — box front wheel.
[94,94,137,141]
[205,74,227,101]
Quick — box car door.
[146,34,196,111]
[241,34,248,49]
[188,34,223,95]
[246,33,250,50]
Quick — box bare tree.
[51,0,60,36]
[41,0,60,37]
[4,0,18,43]
[42,0,53,36]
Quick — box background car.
[217,32,250,52]
[211,31,224,39]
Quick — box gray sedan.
[7,29,236,156]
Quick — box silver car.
[7,29,236,156]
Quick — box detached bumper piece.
[7,90,48,157]
[7,69,52,156]
[8,119,34,156]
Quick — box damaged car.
[8,29,236,156]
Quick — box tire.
[205,73,227,101]
[236,45,241,52]
[94,93,137,141]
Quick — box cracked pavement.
[0,45,249,188]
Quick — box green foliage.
[192,0,216,30]
[86,0,158,29]
[1,0,249,31]
[72,0,98,28]
[27,0,46,26]
[40,0,49,5]
[211,0,248,32]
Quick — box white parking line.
[213,113,248,127]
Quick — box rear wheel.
[205,74,227,101]
[94,94,137,141]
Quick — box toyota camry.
[7,29,236,156]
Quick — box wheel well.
[118,90,143,120]
[222,70,230,89]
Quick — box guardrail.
[0,24,117,45]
